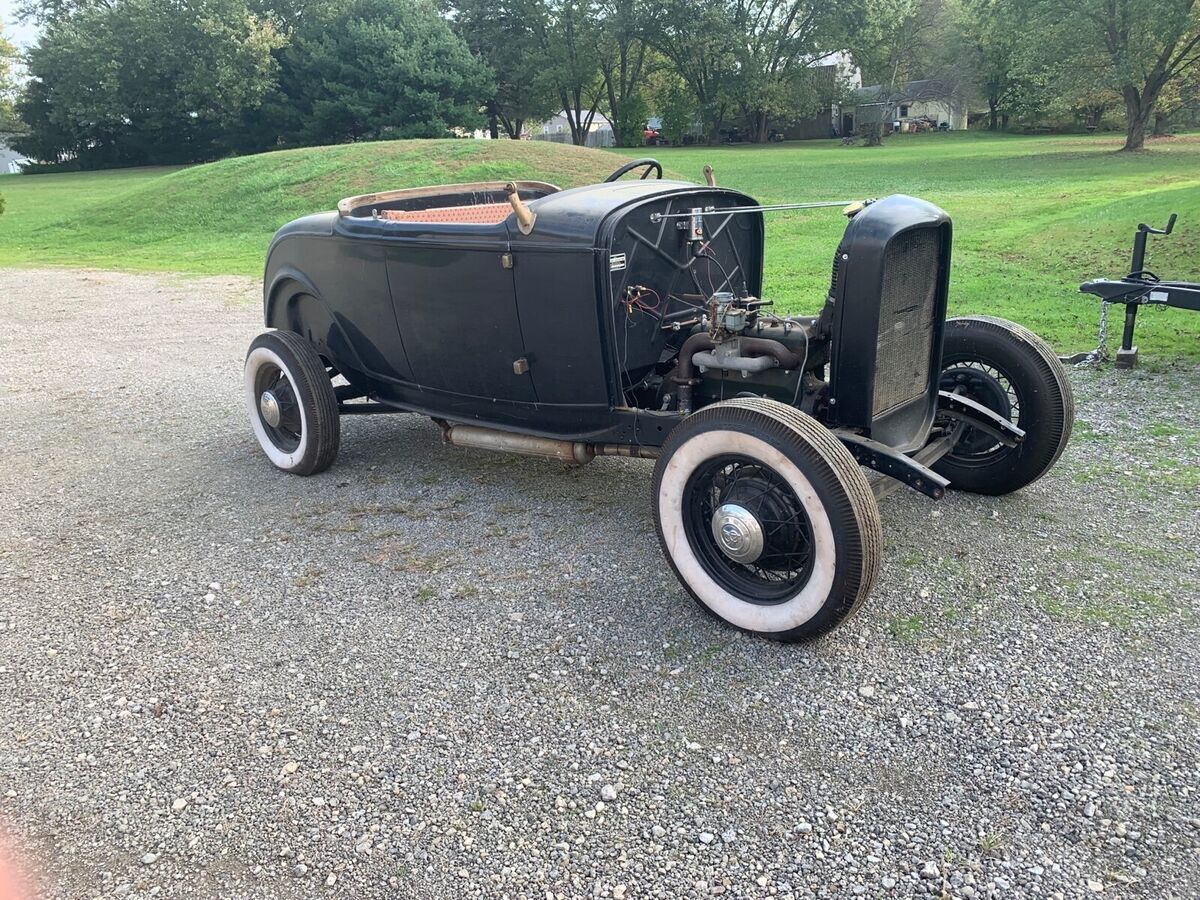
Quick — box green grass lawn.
[0,139,630,275]
[1,132,1198,358]
[614,133,1200,359]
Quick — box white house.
[855,79,969,131]
[0,139,30,174]
[530,110,614,148]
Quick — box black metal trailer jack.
[1077,214,1200,368]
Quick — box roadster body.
[246,159,1074,641]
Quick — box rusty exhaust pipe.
[442,423,593,464]
[439,423,660,464]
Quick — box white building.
[0,139,30,174]
[855,79,969,131]
[531,111,614,148]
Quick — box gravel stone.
[0,268,1197,899]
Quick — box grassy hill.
[0,139,649,274]
[1,132,1198,357]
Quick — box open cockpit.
[336,180,559,226]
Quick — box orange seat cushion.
[380,203,512,225]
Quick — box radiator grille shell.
[872,229,941,416]
[825,195,952,452]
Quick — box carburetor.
[707,291,751,341]
[706,290,780,340]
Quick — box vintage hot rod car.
[245,158,1073,641]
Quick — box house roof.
[545,110,612,127]
[0,140,30,170]
[856,79,954,103]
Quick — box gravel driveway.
[1,268,1197,900]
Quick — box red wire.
[627,286,660,313]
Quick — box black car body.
[246,160,1073,641]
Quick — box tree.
[0,22,15,211]
[14,0,282,166]
[445,0,558,139]
[14,0,111,24]
[540,0,605,145]
[1149,65,1200,130]
[651,1,737,141]
[728,1,853,143]
[270,0,491,145]
[956,0,1027,129]
[597,0,652,145]
[645,61,700,144]
[0,21,18,134]
[1028,0,1200,150]
[449,0,610,146]
[653,1,864,144]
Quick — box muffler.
[441,423,595,465]
[439,423,660,465]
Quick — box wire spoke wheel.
[253,363,304,453]
[932,316,1074,496]
[683,455,816,604]
[244,330,341,476]
[939,359,1022,465]
[653,399,882,641]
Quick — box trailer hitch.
[1072,213,1200,367]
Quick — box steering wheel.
[603,158,663,182]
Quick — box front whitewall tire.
[652,399,882,641]
[658,430,838,633]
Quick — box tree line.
[1,0,1197,169]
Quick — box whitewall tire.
[653,399,882,641]
[244,331,340,475]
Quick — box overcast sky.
[1,0,40,49]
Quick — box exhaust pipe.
[439,423,659,465]
[442,423,594,465]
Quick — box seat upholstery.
[380,203,512,225]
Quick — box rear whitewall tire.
[244,331,340,475]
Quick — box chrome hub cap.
[710,503,764,564]
[259,390,283,428]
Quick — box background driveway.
[1,269,1197,899]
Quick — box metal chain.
[1092,300,1110,363]
[1080,300,1113,362]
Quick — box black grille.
[872,228,941,416]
